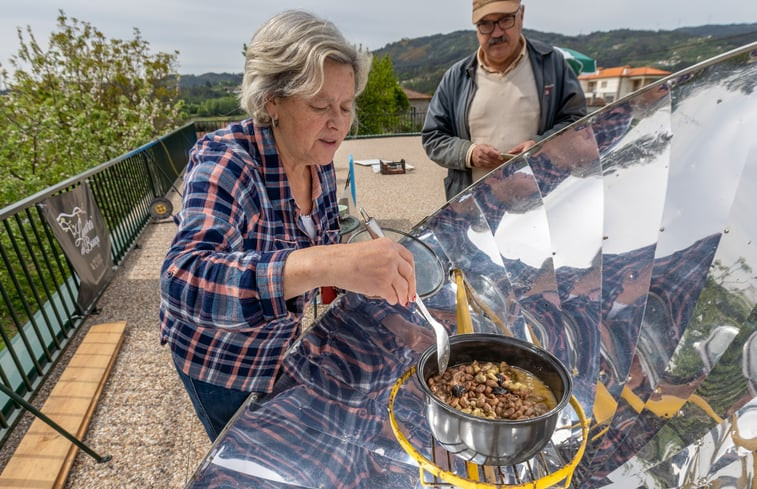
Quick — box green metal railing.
[0,122,197,449]
[193,109,428,138]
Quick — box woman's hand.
[338,238,416,305]
[284,239,416,306]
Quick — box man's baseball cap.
[472,0,521,23]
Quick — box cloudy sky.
[2,0,756,75]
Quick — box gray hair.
[240,10,371,125]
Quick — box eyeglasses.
[476,7,521,35]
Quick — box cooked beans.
[427,360,557,420]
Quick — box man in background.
[422,0,587,200]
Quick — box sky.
[2,0,756,75]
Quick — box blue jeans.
[174,364,256,441]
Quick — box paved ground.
[0,135,447,488]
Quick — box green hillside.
[178,23,757,108]
[375,23,757,94]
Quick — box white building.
[402,87,432,118]
[580,65,671,108]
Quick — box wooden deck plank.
[0,321,126,489]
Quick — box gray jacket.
[421,38,587,200]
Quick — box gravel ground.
[0,135,447,488]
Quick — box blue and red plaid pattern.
[160,119,340,393]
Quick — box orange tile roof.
[579,65,671,80]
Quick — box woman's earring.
[272,117,279,128]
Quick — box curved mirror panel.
[185,43,757,489]
[583,46,757,484]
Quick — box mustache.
[487,36,509,46]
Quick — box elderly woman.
[159,10,416,440]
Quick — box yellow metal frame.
[388,367,589,489]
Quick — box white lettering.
[55,206,103,258]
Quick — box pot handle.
[453,269,474,335]
[455,269,515,337]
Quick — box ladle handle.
[359,207,449,375]
[360,207,384,239]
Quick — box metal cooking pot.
[415,333,572,466]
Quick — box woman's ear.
[264,96,278,122]
[265,99,277,119]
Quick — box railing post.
[0,382,111,463]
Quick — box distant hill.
[374,23,757,94]
[177,73,243,115]
[179,72,242,88]
[178,23,756,98]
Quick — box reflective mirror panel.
[185,43,757,489]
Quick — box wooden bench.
[0,321,127,489]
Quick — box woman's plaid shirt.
[159,119,340,393]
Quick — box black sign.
[41,182,114,311]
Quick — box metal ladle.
[359,208,450,375]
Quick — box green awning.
[555,46,597,75]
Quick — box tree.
[355,54,410,135]
[0,11,184,207]
[196,96,244,117]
